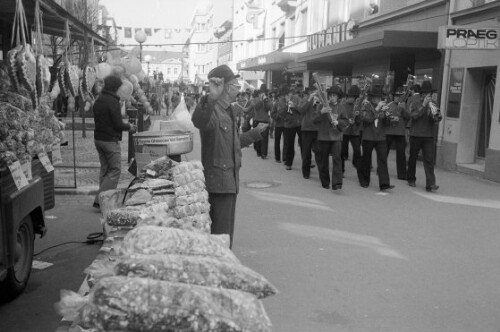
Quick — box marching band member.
[406,81,442,192]
[357,85,394,191]
[385,87,410,180]
[283,89,302,170]
[270,89,287,163]
[312,86,349,190]
[340,85,363,174]
[298,85,321,179]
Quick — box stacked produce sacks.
[172,160,212,233]
[56,160,277,331]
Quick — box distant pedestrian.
[92,75,137,209]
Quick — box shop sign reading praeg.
[438,26,499,50]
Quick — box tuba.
[312,72,338,127]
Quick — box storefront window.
[447,68,465,118]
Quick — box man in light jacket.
[191,65,267,248]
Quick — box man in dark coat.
[192,65,267,248]
[357,85,394,191]
[407,81,442,192]
[92,75,136,209]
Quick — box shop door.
[476,71,496,158]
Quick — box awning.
[298,30,438,64]
[237,51,298,71]
[0,0,107,45]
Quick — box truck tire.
[0,215,35,303]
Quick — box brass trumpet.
[429,101,442,121]
[429,101,440,115]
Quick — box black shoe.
[398,176,407,180]
[286,165,292,170]
[257,154,261,157]
[360,184,369,188]
[380,185,395,191]
[93,202,100,209]
[426,185,439,192]
[408,181,416,187]
[275,159,281,163]
[261,156,267,160]
[322,184,330,189]
[303,175,310,179]
[332,184,342,190]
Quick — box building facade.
[186,0,217,85]
[436,0,500,182]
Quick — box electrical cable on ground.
[33,232,104,257]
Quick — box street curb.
[55,187,98,196]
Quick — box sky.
[100,0,233,29]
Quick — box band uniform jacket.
[249,98,271,123]
[284,95,302,128]
[298,98,320,131]
[271,97,286,127]
[340,102,362,136]
[192,97,263,194]
[408,96,442,138]
[360,102,390,141]
[384,102,410,136]
[312,102,349,141]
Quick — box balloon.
[139,94,147,103]
[137,89,144,96]
[146,106,154,115]
[95,62,112,79]
[125,57,142,74]
[117,79,133,101]
[136,71,146,81]
[130,47,141,58]
[143,101,151,108]
[111,64,126,77]
[129,74,138,85]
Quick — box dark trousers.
[208,193,237,249]
[341,135,361,173]
[253,121,269,157]
[357,140,390,188]
[94,140,121,204]
[301,130,320,178]
[407,136,436,188]
[283,126,302,166]
[386,134,407,179]
[274,126,285,162]
[317,140,342,188]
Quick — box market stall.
[56,158,278,331]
